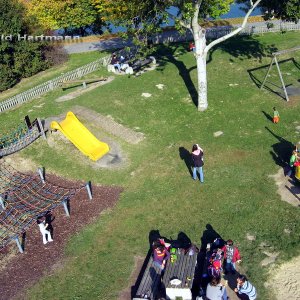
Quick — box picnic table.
[133,249,197,300]
[162,250,197,300]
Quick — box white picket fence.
[154,21,300,43]
[0,55,111,113]
[206,21,300,38]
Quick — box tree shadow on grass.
[207,34,278,64]
[151,35,278,109]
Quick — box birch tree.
[179,0,262,111]
[93,0,299,111]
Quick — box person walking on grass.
[287,150,298,177]
[273,107,280,123]
[37,216,53,245]
[221,239,241,274]
[191,144,204,183]
[234,275,257,300]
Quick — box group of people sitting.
[201,238,256,300]
[151,237,257,300]
[110,53,130,73]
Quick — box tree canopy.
[0,0,66,92]
[23,0,103,34]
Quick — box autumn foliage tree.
[23,0,103,35]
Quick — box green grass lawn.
[0,51,110,102]
[1,31,300,300]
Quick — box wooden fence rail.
[0,55,111,114]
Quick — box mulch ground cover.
[0,174,123,300]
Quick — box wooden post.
[62,199,70,217]
[14,237,24,253]
[274,56,289,101]
[38,167,45,184]
[86,182,92,200]
[36,118,47,140]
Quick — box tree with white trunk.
[93,0,300,111]
[180,0,262,111]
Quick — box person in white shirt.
[206,276,229,300]
[37,217,53,244]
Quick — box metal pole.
[14,237,24,253]
[37,118,47,140]
[86,182,92,200]
[62,199,70,217]
[38,167,45,184]
[261,57,275,90]
[0,196,5,210]
[274,56,289,101]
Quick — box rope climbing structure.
[0,116,46,157]
[0,160,85,252]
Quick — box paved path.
[63,20,287,54]
[64,37,133,54]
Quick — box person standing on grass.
[37,216,53,245]
[234,275,257,300]
[273,107,280,123]
[191,144,204,183]
[287,150,298,177]
[221,239,241,274]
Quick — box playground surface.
[0,172,123,300]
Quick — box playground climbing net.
[0,160,84,250]
[0,122,28,149]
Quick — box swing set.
[260,46,300,101]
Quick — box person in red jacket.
[221,239,241,274]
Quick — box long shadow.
[262,110,273,122]
[285,185,300,204]
[192,224,224,296]
[179,146,193,177]
[131,248,153,298]
[265,126,294,168]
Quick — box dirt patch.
[269,168,300,207]
[55,76,115,102]
[266,255,300,300]
[3,154,38,173]
[0,174,123,300]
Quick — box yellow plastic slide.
[51,111,109,161]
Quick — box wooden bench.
[58,77,107,90]
[162,251,197,300]
[132,255,162,300]
[132,56,156,72]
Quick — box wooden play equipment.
[58,77,107,90]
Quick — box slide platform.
[51,111,109,161]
